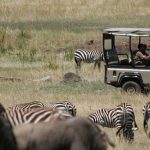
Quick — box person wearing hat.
[134,43,150,65]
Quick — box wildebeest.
[0,105,19,150]
[0,103,115,150]
[13,117,115,150]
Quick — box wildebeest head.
[14,117,115,150]
[0,103,18,150]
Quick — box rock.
[33,75,52,82]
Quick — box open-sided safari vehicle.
[103,28,150,94]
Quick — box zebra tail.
[74,57,81,70]
[133,117,138,131]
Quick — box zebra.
[74,49,104,70]
[143,102,150,137]
[7,101,77,117]
[0,104,72,127]
[46,101,76,116]
[88,103,138,141]
[7,101,45,111]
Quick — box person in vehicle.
[134,43,150,65]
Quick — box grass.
[0,78,150,150]
[0,0,150,149]
[0,0,150,55]
[0,59,150,149]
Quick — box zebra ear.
[0,103,6,114]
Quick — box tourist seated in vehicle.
[134,44,150,66]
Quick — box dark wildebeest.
[0,103,115,150]
[13,117,115,150]
[0,105,19,150]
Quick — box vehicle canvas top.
[104,28,150,37]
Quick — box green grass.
[39,80,114,94]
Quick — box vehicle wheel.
[121,81,141,94]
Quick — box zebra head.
[63,101,77,117]
[123,128,134,142]
[0,103,6,115]
[0,103,7,119]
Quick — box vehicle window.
[104,39,112,49]
[115,36,130,64]
[115,36,129,54]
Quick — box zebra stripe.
[74,49,104,69]
[143,102,150,135]
[46,101,77,116]
[7,101,76,117]
[8,101,45,111]
[88,103,138,141]
[2,108,72,127]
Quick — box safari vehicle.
[103,28,150,94]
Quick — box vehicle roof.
[104,28,150,37]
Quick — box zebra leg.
[94,62,97,70]
[116,126,124,137]
[143,111,149,135]
[148,132,150,138]
[132,118,138,131]
[75,58,81,70]
[98,62,101,71]
[94,61,101,71]
[94,61,99,70]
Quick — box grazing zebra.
[7,101,77,116]
[46,101,77,116]
[7,101,45,111]
[74,49,104,70]
[0,104,72,127]
[143,102,150,136]
[88,103,138,141]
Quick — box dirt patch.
[63,72,81,82]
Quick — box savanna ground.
[0,0,150,149]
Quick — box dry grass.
[0,0,150,21]
[0,60,150,149]
[0,0,149,53]
[0,0,150,149]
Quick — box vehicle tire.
[121,81,141,95]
